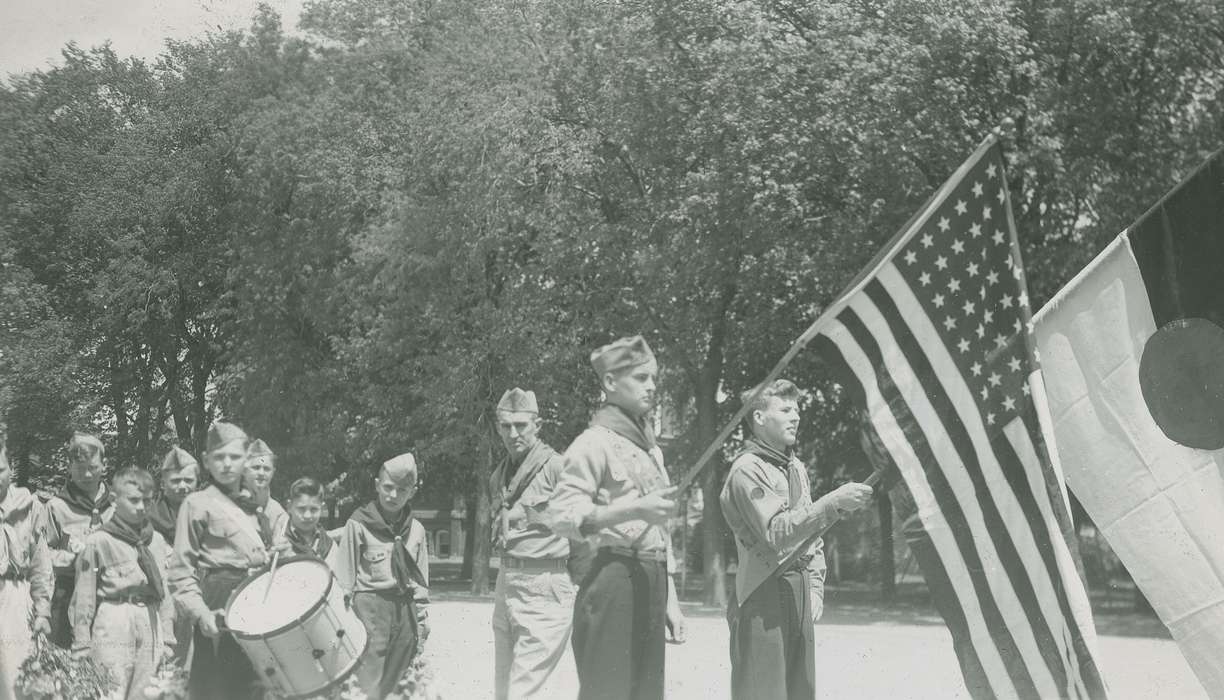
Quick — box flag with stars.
[811,136,1107,699]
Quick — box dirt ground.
[419,596,1203,699]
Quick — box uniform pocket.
[363,543,393,581]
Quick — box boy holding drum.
[70,467,176,700]
[336,453,430,699]
[168,421,285,700]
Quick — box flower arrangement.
[15,635,117,700]
[142,655,189,699]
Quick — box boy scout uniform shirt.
[335,517,430,611]
[44,492,115,576]
[720,451,831,606]
[490,440,570,560]
[550,426,676,571]
[0,487,53,618]
[167,485,283,625]
[70,529,175,651]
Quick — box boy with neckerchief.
[168,421,287,699]
[149,446,200,665]
[70,467,176,700]
[43,431,115,649]
[279,477,338,569]
[335,453,429,699]
[549,336,687,700]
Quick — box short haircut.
[67,433,105,462]
[289,477,324,501]
[741,379,802,416]
[112,466,155,494]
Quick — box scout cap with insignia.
[496,388,538,415]
[160,446,198,473]
[381,452,418,483]
[246,439,274,467]
[205,421,248,453]
[590,335,655,377]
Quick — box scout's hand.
[665,601,687,644]
[198,611,222,639]
[829,483,874,516]
[634,486,679,525]
[269,538,292,556]
[33,616,51,636]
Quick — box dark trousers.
[190,569,263,700]
[351,589,420,699]
[49,574,74,648]
[728,569,815,700]
[571,550,666,700]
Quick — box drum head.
[226,558,331,636]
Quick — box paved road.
[420,599,1203,699]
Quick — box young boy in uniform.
[281,477,337,569]
[44,431,115,649]
[720,380,873,699]
[550,336,687,700]
[71,467,176,700]
[336,453,429,700]
[149,446,199,664]
[0,427,53,700]
[168,421,281,700]
[243,439,289,545]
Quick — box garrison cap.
[160,446,198,473]
[381,452,418,481]
[67,432,106,460]
[497,388,539,415]
[246,439,274,468]
[205,421,248,453]
[590,335,655,377]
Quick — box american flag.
[811,138,1107,699]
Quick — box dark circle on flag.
[1138,317,1224,450]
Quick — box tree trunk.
[695,363,727,607]
[470,434,494,594]
[877,489,895,601]
[461,493,476,580]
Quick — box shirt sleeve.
[548,438,603,540]
[334,520,361,594]
[70,538,100,651]
[152,534,177,646]
[726,462,840,557]
[168,498,210,624]
[807,537,827,621]
[28,502,52,619]
[42,503,76,572]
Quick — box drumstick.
[261,550,281,604]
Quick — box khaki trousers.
[492,567,576,700]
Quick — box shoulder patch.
[750,486,765,500]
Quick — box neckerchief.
[60,481,112,526]
[100,516,165,601]
[499,440,555,509]
[221,485,273,546]
[147,498,179,544]
[350,502,425,592]
[738,437,794,472]
[590,403,657,454]
[287,525,333,560]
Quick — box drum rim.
[268,626,371,699]
[224,554,336,640]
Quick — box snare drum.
[225,556,368,698]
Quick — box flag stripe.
[861,273,1078,697]
[875,265,1100,695]
[812,325,1021,700]
[836,294,1058,698]
[1003,420,1108,698]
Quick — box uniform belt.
[601,545,667,563]
[501,555,568,571]
[0,569,27,582]
[783,553,815,574]
[100,593,159,606]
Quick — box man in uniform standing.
[720,379,873,699]
[490,388,575,700]
[550,335,686,700]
